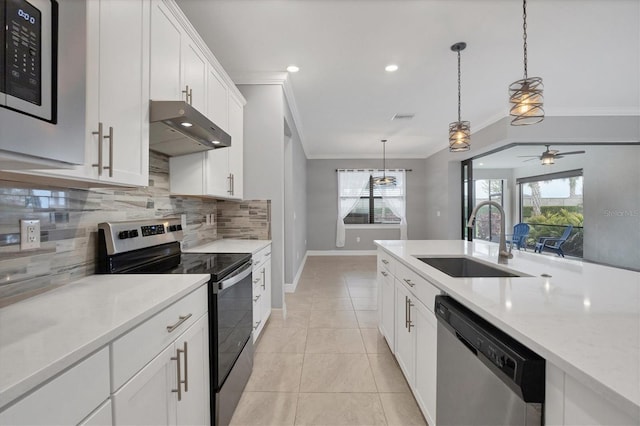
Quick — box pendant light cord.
[457,49,462,122]
[522,0,528,79]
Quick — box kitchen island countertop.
[375,239,640,417]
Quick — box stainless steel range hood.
[149,100,231,156]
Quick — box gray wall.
[425,116,640,243]
[283,102,308,284]
[239,84,308,302]
[307,158,427,251]
[511,145,640,269]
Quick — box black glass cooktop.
[102,241,251,281]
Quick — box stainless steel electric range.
[97,217,253,426]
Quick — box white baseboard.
[306,250,377,256]
[284,252,308,293]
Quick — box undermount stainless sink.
[417,257,524,278]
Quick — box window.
[343,175,403,224]
[517,169,584,257]
[336,169,407,247]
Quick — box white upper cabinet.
[207,68,229,129]
[227,95,244,199]
[150,0,207,111]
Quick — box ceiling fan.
[519,145,586,165]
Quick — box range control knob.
[118,231,130,239]
[176,224,183,231]
[129,229,139,238]
[168,225,177,232]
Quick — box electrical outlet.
[20,219,41,250]
[356,236,361,243]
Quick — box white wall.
[307,158,428,251]
[239,84,286,308]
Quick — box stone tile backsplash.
[0,152,269,307]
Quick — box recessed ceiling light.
[180,122,193,127]
[287,65,300,73]
[385,64,398,72]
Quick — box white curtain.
[336,171,370,247]
[379,170,408,240]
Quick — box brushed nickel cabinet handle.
[253,277,260,284]
[104,126,113,177]
[405,296,409,329]
[231,173,235,196]
[381,271,388,277]
[166,313,192,333]
[182,342,188,392]
[182,85,192,104]
[253,320,261,330]
[253,294,261,302]
[91,122,104,176]
[407,299,415,332]
[382,259,389,265]
[403,278,415,287]
[261,268,266,290]
[171,347,183,401]
[227,173,233,194]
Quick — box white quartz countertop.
[184,239,271,254]
[0,274,209,409]
[375,239,640,416]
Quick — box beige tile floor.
[230,256,428,426]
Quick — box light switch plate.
[20,219,41,250]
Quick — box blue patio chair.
[534,225,574,257]
[506,223,530,251]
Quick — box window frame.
[342,174,404,226]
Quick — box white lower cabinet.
[79,400,113,426]
[413,298,437,426]
[381,250,439,426]
[113,314,210,426]
[0,347,110,426]
[252,245,272,341]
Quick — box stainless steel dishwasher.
[434,296,545,426]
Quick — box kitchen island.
[376,239,639,425]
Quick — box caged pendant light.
[373,139,396,186]
[449,42,470,152]
[509,0,544,125]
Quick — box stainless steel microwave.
[1,0,57,123]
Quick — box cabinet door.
[112,344,177,426]
[380,269,395,352]
[150,0,182,101]
[414,300,437,426]
[394,281,415,384]
[207,67,229,130]
[176,315,210,426]
[252,279,263,342]
[227,95,244,199]
[204,148,230,197]
[78,400,112,426]
[181,38,207,112]
[93,0,150,186]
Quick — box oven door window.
[215,270,253,389]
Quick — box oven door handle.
[218,261,253,290]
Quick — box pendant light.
[373,139,396,186]
[509,0,544,125]
[449,42,470,152]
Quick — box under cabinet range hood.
[149,100,231,156]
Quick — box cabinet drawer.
[0,347,110,426]
[111,284,207,391]
[395,262,441,313]
[252,245,272,270]
[378,248,396,276]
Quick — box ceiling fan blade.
[548,150,560,154]
[522,158,538,162]
[557,151,586,156]
[517,155,540,158]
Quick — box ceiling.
[176,0,640,160]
